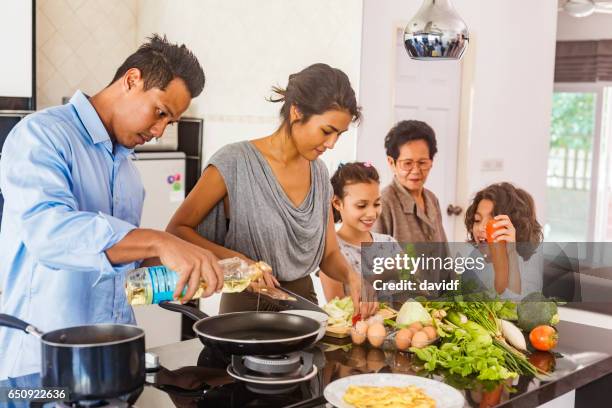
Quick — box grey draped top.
[197,141,332,282]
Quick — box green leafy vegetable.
[517,292,559,332]
[396,301,432,326]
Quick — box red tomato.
[529,325,558,351]
[486,220,501,243]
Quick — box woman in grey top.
[167,63,376,317]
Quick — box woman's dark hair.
[331,162,380,223]
[465,182,543,259]
[111,34,205,98]
[384,120,438,160]
[269,63,361,128]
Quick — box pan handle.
[158,301,209,321]
[152,382,210,397]
[0,314,44,338]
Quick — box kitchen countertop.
[136,319,612,408]
[2,320,612,407]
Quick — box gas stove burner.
[53,388,141,408]
[227,351,318,394]
[244,353,302,375]
[227,364,318,394]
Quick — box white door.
[392,28,463,238]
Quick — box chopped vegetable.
[323,296,354,327]
[396,301,432,326]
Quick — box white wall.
[358,0,559,238]
[36,0,138,108]
[0,0,33,98]
[557,11,612,41]
[136,0,364,172]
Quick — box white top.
[461,246,543,300]
[337,232,401,277]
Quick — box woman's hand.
[257,268,280,288]
[348,271,378,318]
[245,259,280,289]
[490,215,516,243]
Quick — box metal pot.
[0,314,145,401]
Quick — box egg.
[351,328,367,345]
[366,323,386,348]
[394,328,413,351]
[355,320,369,334]
[411,330,430,348]
[423,326,437,341]
[409,322,423,332]
[366,314,384,326]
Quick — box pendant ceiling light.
[404,0,469,60]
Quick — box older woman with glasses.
[373,120,448,245]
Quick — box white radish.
[500,319,527,351]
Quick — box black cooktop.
[139,344,327,408]
[3,320,612,408]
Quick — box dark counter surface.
[2,320,611,407]
[137,319,612,408]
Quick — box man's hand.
[155,232,224,302]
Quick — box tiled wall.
[35,0,137,109]
[35,0,362,171]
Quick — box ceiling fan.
[559,0,612,17]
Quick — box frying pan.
[159,302,320,356]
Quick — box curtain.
[555,40,612,82]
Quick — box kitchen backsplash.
[36,0,138,109]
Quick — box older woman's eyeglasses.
[395,159,433,171]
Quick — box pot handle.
[0,314,43,337]
[158,301,208,321]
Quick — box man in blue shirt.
[0,35,224,380]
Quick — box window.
[545,84,612,242]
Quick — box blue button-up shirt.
[0,90,144,379]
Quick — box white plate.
[324,373,465,408]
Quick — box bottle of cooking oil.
[125,257,269,306]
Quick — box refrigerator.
[130,151,186,348]
[131,151,186,231]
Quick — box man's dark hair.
[384,120,438,160]
[111,34,205,98]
